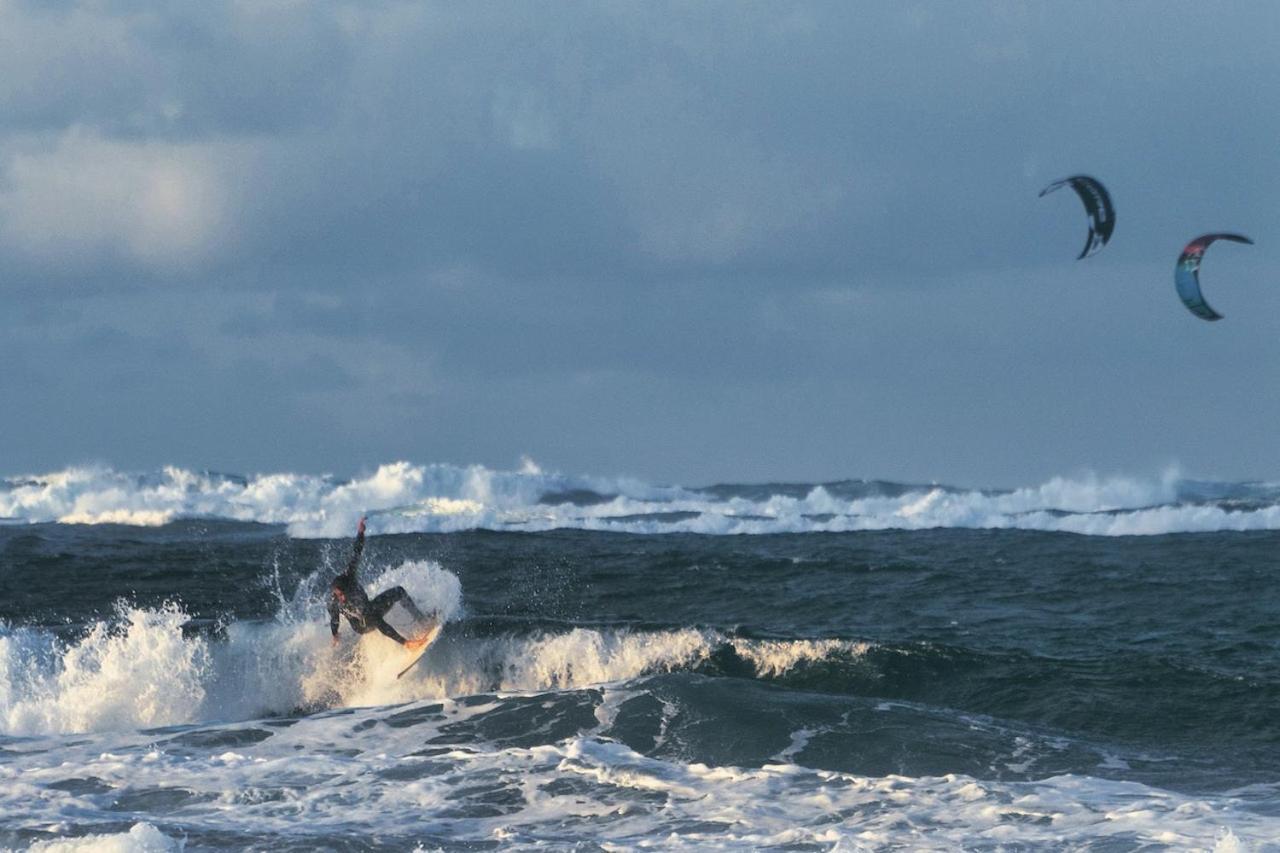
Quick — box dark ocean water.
[2,467,1279,849]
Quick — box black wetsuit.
[328,525,427,645]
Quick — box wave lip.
[4,461,1280,537]
[0,572,873,737]
[1,604,209,736]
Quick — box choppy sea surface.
[2,462,1279,851]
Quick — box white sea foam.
[730,638,871,678]
[0,569,857,737]
[24,823,182,852]
[3,713,1275,850]
[0,605,209,735]
[4,460,1277,537]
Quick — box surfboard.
[395,619,443,679]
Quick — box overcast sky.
[2,1,1278,488]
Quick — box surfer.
[328,517,433,649]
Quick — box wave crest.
[0,577,876,736]
[4,461,1280,537]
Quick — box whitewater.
[3,461,1280,849]
[4,460,1280,537]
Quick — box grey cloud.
[3,2,1280,485]
[6,2,1279,290]
[0,3,352,138]
[229,353,359,394]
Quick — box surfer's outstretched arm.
[344,516,366,577]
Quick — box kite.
[1174,233,1253,321]
[1039,175,1115,259]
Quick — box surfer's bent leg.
[369,586,428,623]
[373,617,409,645]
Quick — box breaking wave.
[0,560,871,737]
[4,460,1280,537]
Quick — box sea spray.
[1,599,881,736]
[0,603,208,735]
[5,461,1280,536]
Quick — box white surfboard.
[395,619,443,679]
